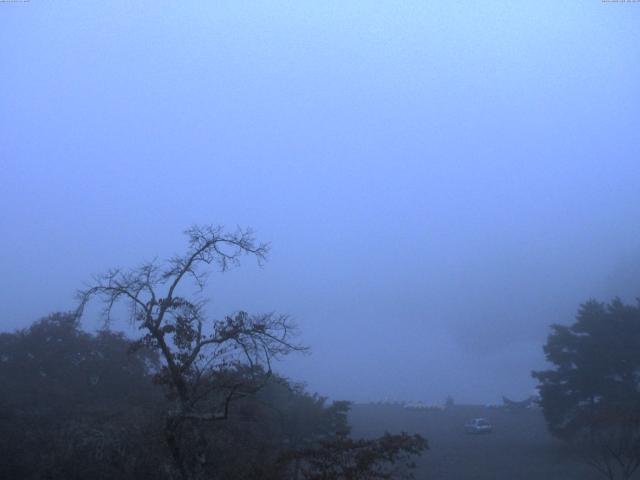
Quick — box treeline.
[0,313,425,479]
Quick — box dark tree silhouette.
[283,431,427,480]
[76,225,306,480]
[532,298,640,480]
[0,313,164,479]
[0,314,426,480]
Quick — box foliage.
[283,431,427,480]
[532,298,640,480]
[191,376,352,479]
[0,313,166,480]
[257,380,427,480]
[1,226,427,480]
[0,316,426,480]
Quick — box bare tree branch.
[75,224,303,480]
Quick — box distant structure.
[404,401,444,411]
[445,395,455,409]
[501,395,539,411]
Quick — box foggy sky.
[2,1,640,403]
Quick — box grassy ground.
[349,404,602,480]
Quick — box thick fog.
[2,1,639,404]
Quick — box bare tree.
[76,225,306,480]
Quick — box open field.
[349,404,602,480]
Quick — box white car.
[464,417,493,434]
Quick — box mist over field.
[2,4,640,479]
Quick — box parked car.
[464,417,493,434]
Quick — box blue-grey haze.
[1,1,639,403]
